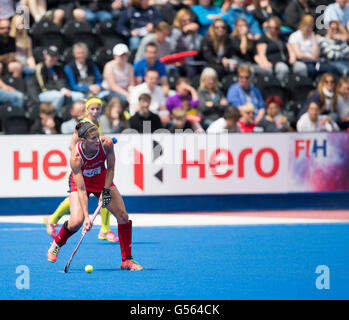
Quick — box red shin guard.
[118,220,132,261]
[55,221,74,247]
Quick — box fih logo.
[295,139,327,158]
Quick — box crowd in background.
[1,0,349,134]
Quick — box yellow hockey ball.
[85,265,93,273]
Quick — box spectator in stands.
[60,100,85,134]
[64,42,105,99]
[102,43,135,104]
[0,77,24,108]
[206,105,241,133]
[257,95,291,132]
[168,107,194,133]
[226,0,262,40]
[0,0,15,20]
[254,16,294,82]
[75,0,113,27]
[337,75,349,130]
[166,77,199,114]
[324,0,349,32]
[201,19,236,77]
[129,93,163,133]
[45,0,87,25]
[197,67,228,129]
[284,0,314,31]
[192,0,227,35]
[135,21,171,62]
[134,42,169,96]
[159,0,195,26]
[30,102,63,134]
[129,68,167,115]
[297,100,340,132]
[100,97,129,133]
[35,46,84,113]
[299,73,339,121]
[9,14,36,79]
[0,18,22,78]
[318,20,349,77]
[117,0,163,51]
[237,102,257,132]
[250,0,277,28]
[227,65,265,123]
[288,14,338,80]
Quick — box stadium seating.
[93,21,126,50]
[0,105,30,134]
[92,47,113,72]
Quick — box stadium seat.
[29,20,66,50]
[92,47,113,71]
[254,74,288,103]
[0,105,30,134]
[2,75,26,93]
[93,21,126,49]
[61,20,100,53]
[220,74,238,95]
[60,47,74,65]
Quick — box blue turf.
[0,223,348,300]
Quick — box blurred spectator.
[64,42,106,99]
[100,97,129,133]
[0,77,24,108]
[250,0,276,28]
[201,19,236,77]
[9,15,36,79]
[166,77,199,114]
[336,75,349,129]
[226,0,262,40]
[297,100,340,132]
[284,0,314,31]
[227,65,265,123]
[192,0,227,35]
[318,20,349,76]
[45,0,87,24]
[168,107,194,133]
[0,0,14,20]
[60,100,85,134]
[102,43,135,104]
[197,67,228,128]
[298,73,339,121]
[76,0,113,27]
[117,0,163,51]
[324,0,349,32]
[135,21,171,62]
[159,0,195,25]
[129,68,166,115]
[288,15,338,80]
[257,96,291,132]
[35,46,84,113]
[0,18,22,78]
[237,102,257,132]
[255,16,293,81]
[129,93,163,133]
[134,42,169,96]
[30,102,63,134]
[206,105,241,133]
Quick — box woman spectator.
[255,16,294,81]
[191,0,227,35]
[297,101,340,132]
[237,102,257,132]
[201,19,236,77]
[166,77,199,114]
[100,97,129,133]
[102,43,135,104]
[336,76,349,130]
[116,0,163,51]
[288,14,337,80]
[9,14,36,78]
[299,73,339,122]
[257,95,291,132]
[197,67,228,128]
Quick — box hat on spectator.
[43,45,59,56]
[113,43,129,56]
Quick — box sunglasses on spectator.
[245,111,254,114]
[215,25,226,30]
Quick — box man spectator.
[226,65,266,123]
[324,0,349,31]
[60,100,85,134]
[0,77,24,108]
[206,106,241,133]
[35,45,84,114]
[64,42,106,99]
[134,42,169,96]
[0,18,22,77]
[30,102,63,134]
[168,107,195,133]
[129,68,167,116]
[134,22,171,62]
[129,93,163,133]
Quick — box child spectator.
[30,102,63,134]
[168,108,194,133]
[206,105,241,133]
[100,97,129,133]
